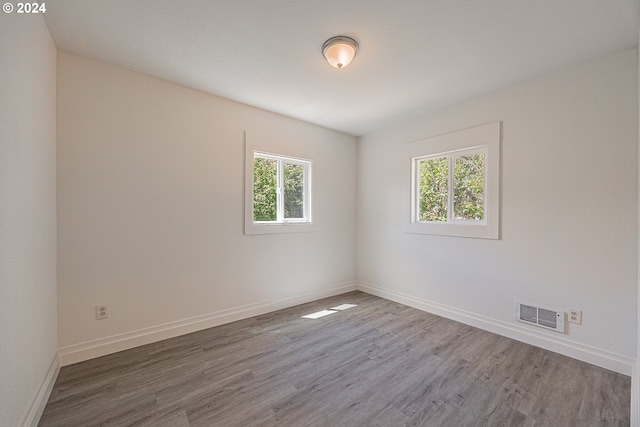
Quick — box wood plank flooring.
[39,291,630,426]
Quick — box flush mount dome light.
[322,36,358,69]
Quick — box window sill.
[404,220,498,239]
[245,221,316,235]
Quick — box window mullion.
[417,159,423,222]
[277,159,284,222]
[447,156,454,223]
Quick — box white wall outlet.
[96,304,109,320]
[568,308,582,325]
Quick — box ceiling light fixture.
[322,36,358,69]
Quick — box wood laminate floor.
[39,291,630,426]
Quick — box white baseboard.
[21,353,60,427]
[58,282,357,366]
[631,361,638,427]
[356,281,634,376]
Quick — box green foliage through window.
[454,153,485,220]
[253,157,277,221]
[284,163,304,218]
[253,153,309,223]
[417,150,485,223]
[418,157,448,222]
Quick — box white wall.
[0,14,58,427]
[357,48,638,374]
[57,52,357,363]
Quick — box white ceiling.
[44,1,638,136]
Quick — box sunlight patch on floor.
[301,309,337,319]
[302,303,357,319]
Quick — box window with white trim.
[413,146,486,224]
[252,152,311,223]
[244,132,315,235]
[405,122,500,239]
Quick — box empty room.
[1,1,639,426]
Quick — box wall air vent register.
[515,301,565,333]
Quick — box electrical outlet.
[96,304,109,320]
[568,308,582,325]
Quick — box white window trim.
[244,132,315,235]
[405,122,501,239]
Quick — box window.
[252,152,311,223]
[415,147,486,223]
[244,132,315,235]
[406,122,500,239]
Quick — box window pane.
[419,157,448,222]
[253,157,277,221]
[453,153,485,220]
[284,162,304,219]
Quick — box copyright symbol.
[2,3,13,13]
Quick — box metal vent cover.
[515,301,565,333]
